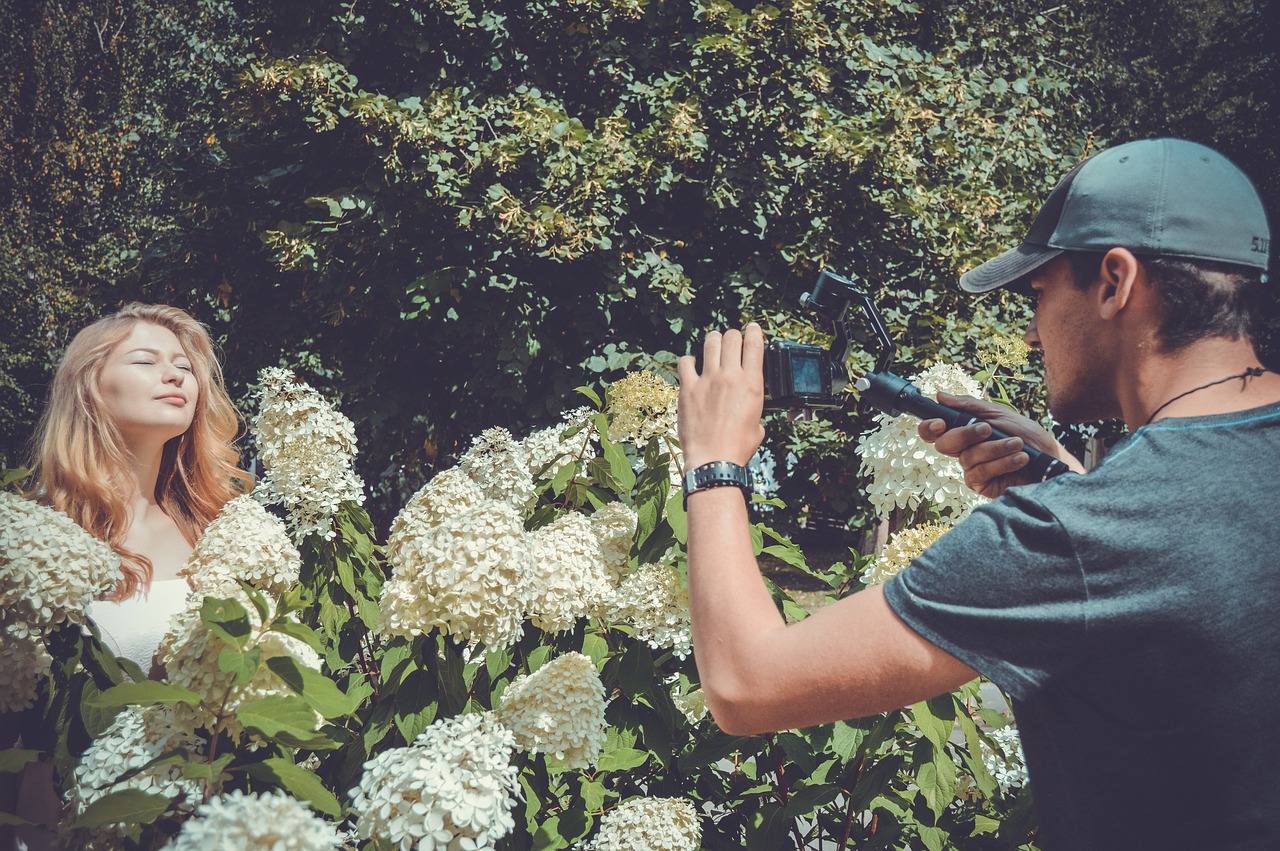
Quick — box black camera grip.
[857,372,1073,482]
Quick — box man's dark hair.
[1065,251,1264,351]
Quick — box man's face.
[1024,257,1118,423]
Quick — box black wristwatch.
[682,461,753,507]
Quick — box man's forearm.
[686,487,787,732]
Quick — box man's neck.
[1123,337,1279,430]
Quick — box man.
[677,137,1277,849]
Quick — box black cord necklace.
[1143,367,1268,426]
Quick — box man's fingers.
[720,328,743,369]
[702,331,723,373]
[962,450,1030,494]
[930,422,995,456]
[678,354,699,385]
[742,323,764,372]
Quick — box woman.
[4,303,251,850]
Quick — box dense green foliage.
[1,0,1275,527]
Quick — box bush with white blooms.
[1,360,1037,849]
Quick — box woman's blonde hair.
[27,303,252,598]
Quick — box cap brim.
[960,243,1065,293]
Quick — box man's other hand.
[917,392,1084,497]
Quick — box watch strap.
[683,460,753,507]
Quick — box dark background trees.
[3,0,1275,532]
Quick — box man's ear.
[1096,247,1142,320]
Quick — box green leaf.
[244,757,343,817]
[602,438,636,495]
[580,633,608,668]
[913,741,957,819]
[180,753,235,784]
[235,695,333,750]
[218,646,263,687]
[917,824,948,851]
[0,749,42,773]
[266,656,360,718]
[579,777,606,814]
[909,696,955,751]
[596,745,649,772]
[237,580,272,623]
[393,667,439,743]
[199,596,252,649]
[88,681,200,710]
[69,788,172,828]
[269,617,325,655]
[665,488,687,545]
[971,814,1001,836]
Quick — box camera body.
[762,342,845,409]
[762,270,869,410]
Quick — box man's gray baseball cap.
[960,137,1272,293]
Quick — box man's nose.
[1024,316,1041,350]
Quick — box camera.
[761,271,1072,482]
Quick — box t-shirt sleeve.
[882,488,1089,701]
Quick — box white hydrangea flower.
[608,563,692,659]
[590,502,637,583]
[350,713,520,851]
[585,797,701,851]
[379,500,534,649]
[387,468,485,563]
[157,591,323,734]
[460,427,536,511]
[671,686,707,725]
[606,372,678,446]
[0,491,121,631]
[983,726,1029,793]
[0,623,52,713]
[527,512,618,632]
[253,367,365,542]
[521,407,599,481]
[183,495,301,598]
[857,363,989,520]
[860,521,953,586]
[496,652,607,770]
[167,789,342,850]
[67,706,204,822]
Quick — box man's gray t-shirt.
[884,402,1280,850]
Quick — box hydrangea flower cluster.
[590,502,638,583]
[979,333,1033,370]
[585,797,701,851]
[860,521,953,586]
[606,371,678,446]
[252,367,365,542]
[670,682,707,725]
[0,491,121,632]
[0,491,120,710]
[66,706,205,823]
[350,713,520,851]
[166,789,343,850]
[157,592,323,733]
[983,725,1029,793]
[528,512,622,632]
[496,652,607,769]
[609,563,692,659]
[460,427,537,511]
[380,500,534,648]
[520,407,598,481]
[183,495,301,598]
[857,363,988,519]
[0,622,53,713]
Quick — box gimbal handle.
[855,371,1073,482]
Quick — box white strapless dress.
[87,579,192,677]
